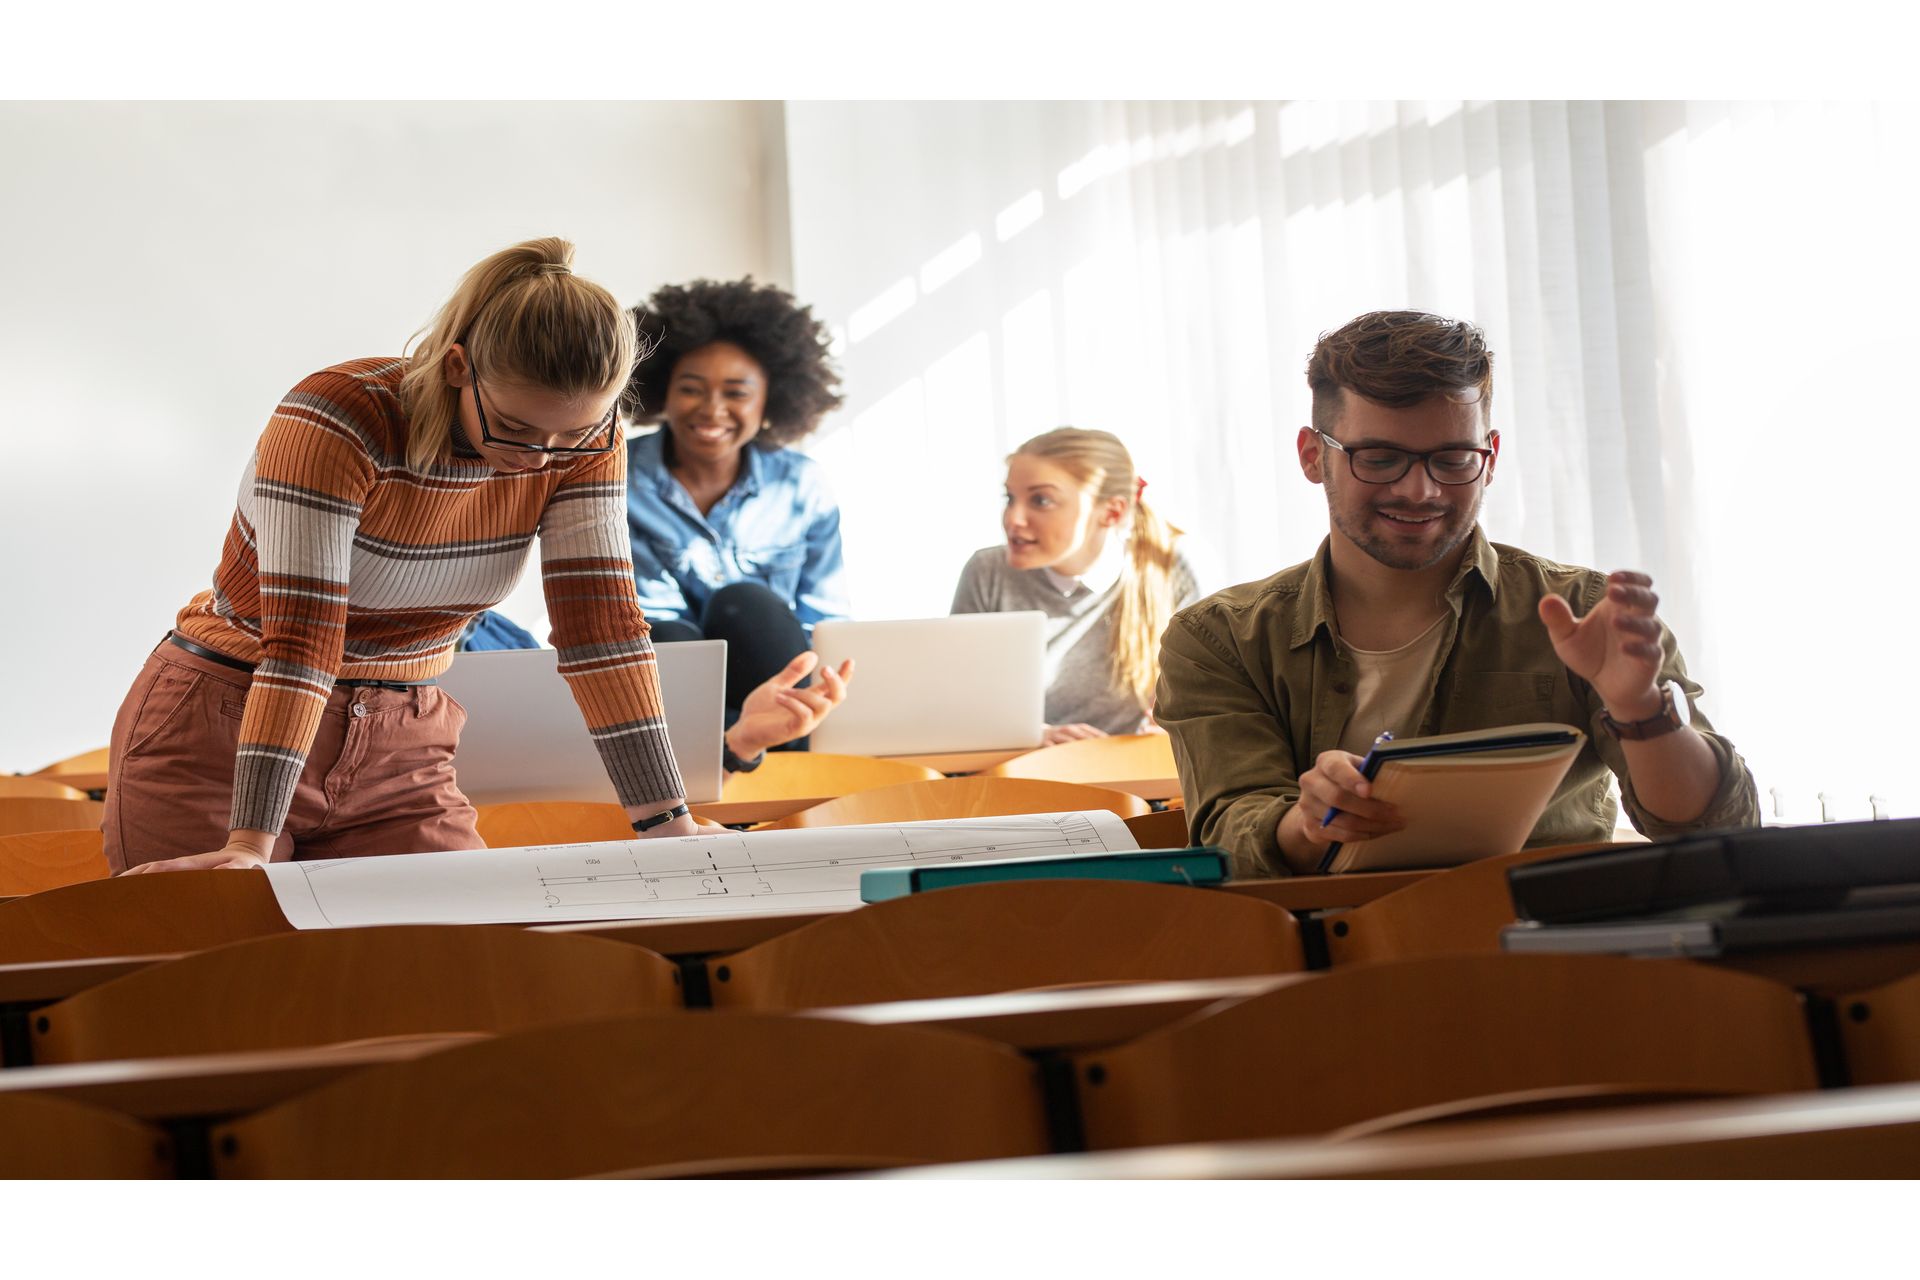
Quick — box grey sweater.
[950,544,1201,734]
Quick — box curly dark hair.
[624,278,845,448]
[1306,310,1494,434]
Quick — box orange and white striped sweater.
[175,357,684,835]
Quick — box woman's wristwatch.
[723,741,766,773]
[630,802,691,833]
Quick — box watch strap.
[630,802,691,833]
[1600,685,1685,741]
[723,742,766,774]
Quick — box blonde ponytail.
[1011,428,1183,712]
[399,237,637,473]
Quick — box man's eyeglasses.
[469,372,619,455]
[1310,427,1493,486]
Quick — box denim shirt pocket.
[736,544,807,601]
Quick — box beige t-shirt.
[1337,614,1450,758]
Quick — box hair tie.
[1135,476,1148,501]
[532,262,572,277]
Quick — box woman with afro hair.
[623,277,851,725]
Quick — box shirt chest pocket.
[735,544,806,601]
[1441,670,1566,732]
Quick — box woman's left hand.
[728,651,855,759]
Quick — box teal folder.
[859,847,1231,903]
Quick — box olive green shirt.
[1156,528,1760,877]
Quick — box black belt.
[165,633,437,690]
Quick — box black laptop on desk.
[1500,819,1920,958]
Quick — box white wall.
[0,101,784,773]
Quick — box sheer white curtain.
[785,100,1920,818]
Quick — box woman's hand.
[727,651,855,760]
[1042,723,1108,746]
[120,832,273,875]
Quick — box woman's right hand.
[1041,723,1108,746]
[120,833,273,875]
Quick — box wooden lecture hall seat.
[759,776,1150,830]
[0,797,104,838]
[0,828,111,897]
[706,879,1306,1010]
[0,868,292,965]
[1835,968,1920,1087]
[0,776,89,801]
[207,1013,1052,1178]
[982,732,1179,794]
[30,746,110,779]
[0,1092,175,1178]
[1319,841,1626,967]
[28,924,683,1064]
[1068,953,1821,1149]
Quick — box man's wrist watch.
[630,802,691,833]
[723,742,766,774]
[1599,683,1688,741]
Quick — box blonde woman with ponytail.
[950,428,1200,745]
[107,238,845,874]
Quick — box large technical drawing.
[264,811,1139,929]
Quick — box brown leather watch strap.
[1599,684,1686,741]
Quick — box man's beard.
[1328,480,1481,571]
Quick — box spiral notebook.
[1318,722,1586,874]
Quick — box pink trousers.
[103,637,482,872]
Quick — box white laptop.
[438,641,726,805]
[809,613,1046,756]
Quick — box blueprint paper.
[262,810,1140,929]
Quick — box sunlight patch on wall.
[995,189,1043,242]
[848,276,916,344]
[919,231,983,296]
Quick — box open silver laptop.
[809,613,1046,756]
[438,641,726,805]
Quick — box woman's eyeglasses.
[469,373,619,455]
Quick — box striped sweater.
[175,357,685,835]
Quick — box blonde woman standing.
[951,428,1200,745]
[109,238,844,873]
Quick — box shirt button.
[351,704,368,718]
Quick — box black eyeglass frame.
[467,368,620,456]
[1309,426,1495,486]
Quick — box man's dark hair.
[1306,310,1494,435]
[625,278,845,447]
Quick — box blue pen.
[1321,730,1394,827]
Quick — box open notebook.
[1319,722,1586,874]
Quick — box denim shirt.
[625,430,850,632]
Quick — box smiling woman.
[104,237,713,874]
[621,278,851,715]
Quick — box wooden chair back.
[0,776,88,801]
[721,752,942,802]
[31,924,683,1063]
[0,868,292,964]
[709,880,1305,1009]
[31,746,110,777]
[1070,952,1819,1149]
[0,797,104,838]
[983,733,1178,788]
[0,1093,174,1177]
[759,776,1150,830]
[209,1013,1051,1177]
[1123,809,1191,850]
[474,801,633,848]
[1322,841,1624,967]
[1835,969,1920,1085]
[0,828,111,897]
